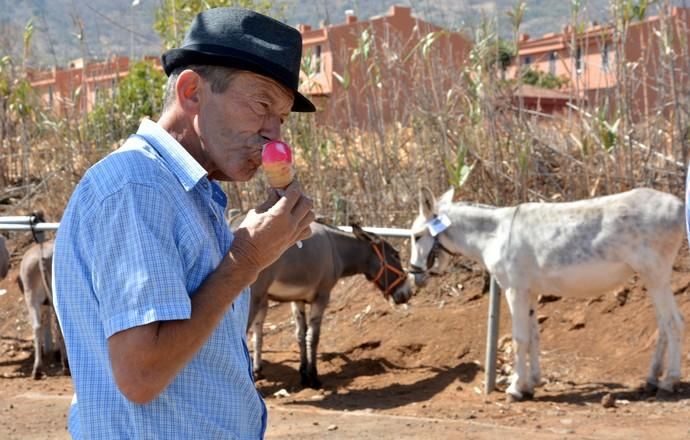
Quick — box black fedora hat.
[162,7,315,112]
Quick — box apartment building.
[509,7,690,118]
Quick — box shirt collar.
[136,118,208,192]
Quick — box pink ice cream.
[262,140,295,189]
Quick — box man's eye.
[257,101,271,112]
[249,100,269,115]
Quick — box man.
[53,7,315,439]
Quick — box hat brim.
[162,48,316,113]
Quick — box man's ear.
[175,69,202,114]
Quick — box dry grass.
[1,1,688,231]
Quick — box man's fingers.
[256,189,280,213]
[269,186,301,215]
[290,193,314,219]
[297,211,314,230]
[297,224,313,242]
[283,180,302,193]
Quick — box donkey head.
[351,224,413,305]
[409,187,455,287]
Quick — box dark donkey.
[247,221,413,388]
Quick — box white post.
[484,276,501,394]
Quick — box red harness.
[370,243,406,298]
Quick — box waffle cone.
[264,162,295,188]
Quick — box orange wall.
[28,56,131,115]
[299,5,472,129]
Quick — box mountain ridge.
[0,0,680,68]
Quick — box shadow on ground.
[533,380,690,405]
[283,361,481,411]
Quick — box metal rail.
[0,217,412,237]
[336,225,411,238]
[0,215,59,232]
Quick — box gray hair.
[161,65,239,113]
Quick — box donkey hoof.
[506,392,534,403]
[300,374,310,387]
[307,377,322,390]
[656,387,675,401]
[656,379,679,396]
[31,370,42,380]
[643,381,659,396]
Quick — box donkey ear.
[351,223,375,242]
[438,187,455,206]
[419,187,436,218]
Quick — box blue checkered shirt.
[53,119,267,439]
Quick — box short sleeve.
[87,182,192,338]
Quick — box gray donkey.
[247,222,413,388]
[18,240,69,379]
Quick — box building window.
[315,44,322,72]
[304,45,322,74]
[549,52,557,75]
[601,42,610,71]
[48,85,53,106]
[523,55,532,66]
[574,46,583,74]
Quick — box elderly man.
[53,7,315,439]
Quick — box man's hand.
[231,180,314,271]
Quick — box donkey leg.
[291,302,309,386]
[56,327,69,376]
[505,287,533,400]
[46,306,69,375]
[528,298,542,390]
[249,297,269,380]
[25,296,43,379]
[646,279,684,392]
[42,305,55,357]
[305,300,327,389]
[644,297,668,392]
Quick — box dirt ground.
[2,236,690,439]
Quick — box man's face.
[196,71,294,181]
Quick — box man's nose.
[260,115,282,141]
